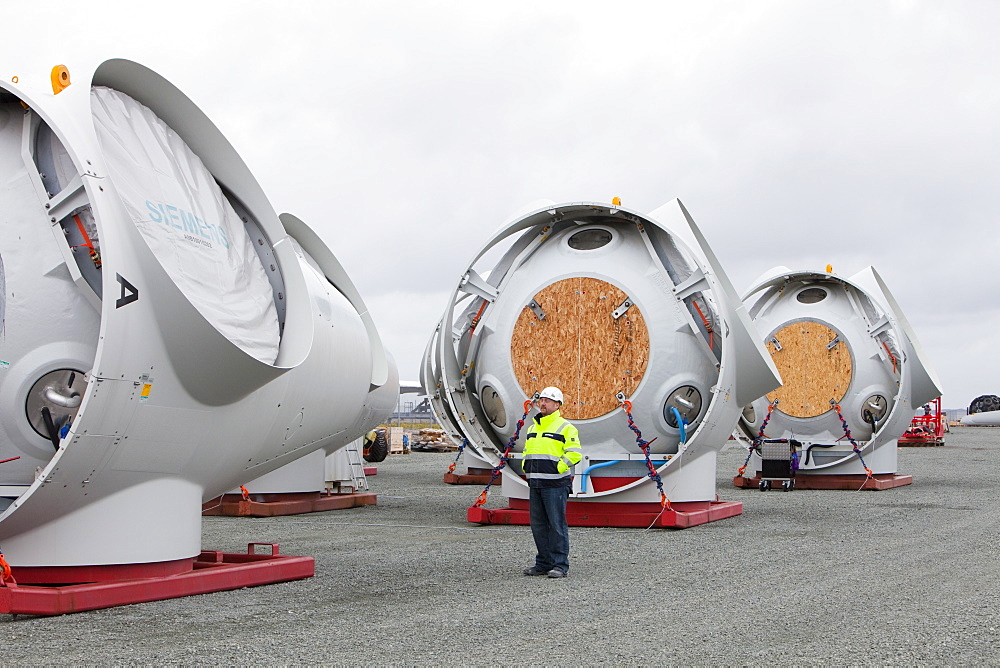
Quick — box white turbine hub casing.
[0,60,397,568]
[423,200,780,504]
[739,267,942,475]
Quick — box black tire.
[969,394,1000,414]
[363,429,389,463]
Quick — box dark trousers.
[529,486,570,573]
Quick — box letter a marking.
[116,273,139,308]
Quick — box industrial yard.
[2,427,997,665]
[2,7,997,665]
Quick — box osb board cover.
[511,277,649,420]
[765,320,852,418]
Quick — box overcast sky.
[3,1,996,409]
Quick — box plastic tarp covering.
[91,87,279,363]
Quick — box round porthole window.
[481,385,507,428]
[861,394,888,424]
[567,228,613,250]
[25,369,86,440]
[663,385,702,428]
[796,287,828,304]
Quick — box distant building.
[943,408,967,423]
[392,394,435,425]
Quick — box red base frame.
[468,497,742,529]
[733,472,913,490]
[897,436,944,447]
[202,491,377,517]
[444,468,498,485]
[0,543,314,616]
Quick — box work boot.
[523,566,548,576]
[547,568,567,578]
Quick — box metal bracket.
[459,269,499,302]
[672,268,710,300]
[527,300,546,320]
[612,297,633,320]
[47,177,88,224]
[867,315,892,337]
[673,395,695,410]
[826,336,841,350]
[769,336,782,351]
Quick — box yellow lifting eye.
[51,65,71,94]
[825,264,833,274]
[612,196,621,206]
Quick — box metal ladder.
[344,440,369,492]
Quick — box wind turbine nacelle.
[238,354,399,495]
[424,200,780,503]
[738,267,941,475]
[0,60,396,569]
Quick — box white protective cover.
[91,86,279,363]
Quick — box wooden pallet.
[389,428,408,454]
[410,442,459,452]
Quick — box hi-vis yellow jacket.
[522,410,582,488]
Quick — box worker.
[521,386,582,579]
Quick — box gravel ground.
[2,428,999,665]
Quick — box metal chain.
[831,401,875,478]
[738,400,778,477]
[0,551,13,585]
[446,438,468,474]
[620,399,670,510]
[472,398,534,508]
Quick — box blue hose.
[670,406,687,444]
[580,459,667,492]
[580,407,685,492]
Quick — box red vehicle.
[898,396,946,446]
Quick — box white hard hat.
[538,386,564,404]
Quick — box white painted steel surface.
[0,60,397,567]
[423,200,780,504]
[739,267,942,475]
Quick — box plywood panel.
[765,320,852,419]
[510,277,649,420]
